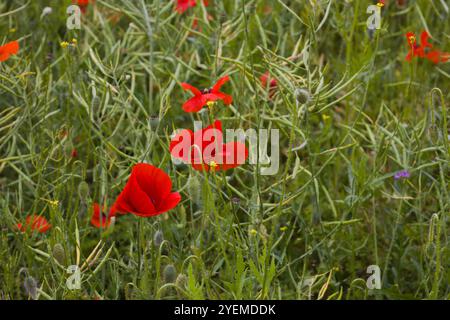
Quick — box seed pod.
[153,230,164,247]
[187,175,201,206]
[149,115,160,128]
[23,276,38,300]
[77,181,90,200]
[92,96,101,108]
[163,264,177,283]
[52,243,65,265]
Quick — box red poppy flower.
[176,0,209,14]
[0,40,19,62]
[90,203,115,228]
[170,120,248,171]
[71,148,78,158]
[406,31,449,64]
[73,0,92,14]
[181,75,233,113]
[17,215,51,233]
[260,72,278,98]
[110,163,181,217]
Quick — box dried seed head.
[52,243,65,265]
[163,264,177,283]
[295,88,311,105]
[23,277,38,300]
[153,230,164,247]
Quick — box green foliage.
[0,0,448,300]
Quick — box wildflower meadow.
[0,0,449,301]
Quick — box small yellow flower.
[60,41,70,49]
[71,38,77,46]
[206,101,216,109]
[322,114,331,121]
[209,160,219,169]
[280,226,288,232]
[49,200,59,207]
[9,28,16,33]
[249,229,258,236]
[376,2,384,7]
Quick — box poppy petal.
[212,75,230,92]
[181,82,202,96]
[217,141,248,170]
[5,41,19,55]
[170,129,195,162]
[114,170,157,216]
[156,192,182,215]
[182,95,207,112]
[132,163,172,208]
[209,92,233,105]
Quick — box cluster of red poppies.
[7,0,448,234]
[405,31,449,64]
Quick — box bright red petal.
[212,75,230,92]
[113,169,157,216]
[5,41,19,55]
[132,163,172,208]
[206,92,233,105]
[156,192,182,215]
[420,31,432,48]
[181,82,202,96]
[170,129,194,162]
[182,95,207,112]
[19,215,51,233]
[217,141,248,170]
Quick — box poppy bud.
[52,243,65,265]
[77,181,90,200]
[149,115,160,128]
[187,174,201,206]
[175,273,187,289]
[163,264,177,283]
[295,88,311,105]
[23,276,38,300]
[153,230,164,247]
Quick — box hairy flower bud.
[52,243,65,265]
[153,230,164,247]
[23,276,38,300]
[163,264,177,283]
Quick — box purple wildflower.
[394,170,410,180]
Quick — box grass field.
[0,0,449,300]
